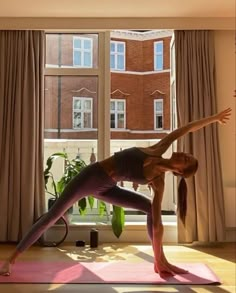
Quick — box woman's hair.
[182,157,198,178]
[177,177,187,225]
[177,157,198,225]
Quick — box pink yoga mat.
[0,261,220,284]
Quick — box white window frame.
[73,97,93,129]
[110,99,126,129]
[154,41,164,71]
[45,31,176,236]
[110,41,126,71]
[45,32,110,224]
[154,99,164,130]
[73,36,93,68]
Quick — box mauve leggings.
[16,162,153,252]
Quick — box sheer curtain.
[0,30,45,242]
[175,30,225,243]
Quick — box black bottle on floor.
[90,228,99,248]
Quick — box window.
[45,33,103,223]
[73,97,93,129]
[154,41,163,71]
[110,41,125,71]
[45,31,175,227]
[110,99,126,129]
[73,37,93,67]
[154,99,163,130]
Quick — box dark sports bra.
[113,147,149,184]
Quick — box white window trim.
[110,41,126,71]
[45,32,176,238]
[73,97,93,129]
[154,40,164,71]
[73,36,93,68]
[110,99,126,129]
[154,99,164,130]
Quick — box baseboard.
[225,227,236,242]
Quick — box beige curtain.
[175,30,225,243]
[0,31,45,242]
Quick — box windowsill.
[69,221,177,227]
[44,217,178,244]
[68,214,177,225]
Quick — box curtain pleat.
[175,30,225,243]
[0,30,45,242]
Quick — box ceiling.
[0,0,234,18]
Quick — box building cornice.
[111,29,173,41]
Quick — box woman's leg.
[16,163,101,253]
[0,191,82,276]
[97,185,153,240]
[0,164,106,276]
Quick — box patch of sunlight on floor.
[48,284,64,291]
[113,287,179,293]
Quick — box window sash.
[73,97,93,129]
[110,99,126,129]
[154,99,163,130]
[73,37,93,68]
[154,41,164,71]
[110,41,125,71]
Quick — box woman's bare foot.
[0,261,11,276]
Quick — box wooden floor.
[0,242,235,293]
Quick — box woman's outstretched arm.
[151,107,232,154]
[150,176,187,277]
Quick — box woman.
[0,107,231,277]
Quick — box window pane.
[156,55,163,70]
[74,38,81,49]
[117,43,124,53]
[74,99,81,110]
[110,42,115,52]
[73,112,81,128]
[84,39,91,50]
[110,113,115,128]
[46,34,98,68]
[117,55,124,70]
[84,52,91,67]
[110,101,115,110]
[84,99,91,110]
[117,101,124,111]
[155,42,163,53]
[117,113,124,128]
[74,51,81,66]
[156,116,163,129]
[155,101,163,111]
[84,113,91,128]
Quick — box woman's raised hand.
[215,107,232,124]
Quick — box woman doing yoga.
[0,107,231,277]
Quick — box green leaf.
[88,196,95,209]
[44,152,68,174]
[78,198,87,215]
[111,205,125,238]
[98,201,107,216]
[56,177,67,194]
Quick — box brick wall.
[45,34,172,140]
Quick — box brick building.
[44,30,173,140]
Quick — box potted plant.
[44,151,125,238]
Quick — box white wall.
[0,18,234,241]
[214,30,236,234]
